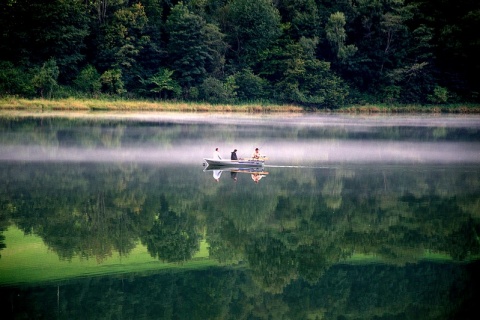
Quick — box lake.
[1,111,479,319]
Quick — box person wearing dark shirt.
[231,149,238,160]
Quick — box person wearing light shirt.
[213,147,222,159]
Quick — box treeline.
[0,0,479,108]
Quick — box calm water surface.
[1,112,479,319]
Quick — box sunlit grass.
[337,103,480,113]
[1,97,479,113]
[0,97,303,112]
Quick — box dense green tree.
[100,68,125,94]
[276,0,322,40]
[96,3,150,88]
[417,0,480,101]
[223,0,282,70]
[74,64,102,95]
[199,76,237,103]
[0,0,90,82]
[134,0,165,80]
[233,69,270,101]
[0,0,479,103]
[0,61,35,97]
[139,68,181,99]
[32,59,60,98]
[325,11,357,62]
[202,23,228,77]
[274,39,349,108]
[165,2,212,94]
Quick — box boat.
[203,158,265,168]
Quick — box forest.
[1,0,479,108]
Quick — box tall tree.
[96,3,149,88]
[166,2,225,95]
[0,0,90,82]
[275,0,321,40]
[136,0,165,79]
[273,37,349,108]
[325,11,357,62]
[32,59,59,98]
[418,0,480,101]
[223,0,282,70]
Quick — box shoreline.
[1,97,480,113]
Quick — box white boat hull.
[204,158,264,167]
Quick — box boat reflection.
[204,165,269,183]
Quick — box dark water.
[1,112,480,319]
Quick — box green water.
[1,113,479,319]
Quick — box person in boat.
[252,147,261,159]
[231,149,238,160]
[213,147,222,159]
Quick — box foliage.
[74,65,102,95]
[166,2,212,92]
[199,76,237,103]
[427,85,450,104]
[233,69,269,101]
[223,0,282,69]
[277,0,322,40]
[100,69,125,94]
[95,3,150,87]
[0,61,35,97]
[32,59,59,99]
[139,68,181,99]
[0,0,90,82]
[274,40,349,108]
[0,0,479,106]
[325,11,357,62]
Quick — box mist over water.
[0,140,479,164]
[1,113,479,164]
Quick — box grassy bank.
[0,97,303,112]
[338,103,480,113]
[1,97,480,113]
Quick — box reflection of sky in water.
[1,113,479,164]
[3,111,480,127]
[1,141,479,164]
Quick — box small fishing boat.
[203,158,265,168]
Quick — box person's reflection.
[213,169,222,182]
[251,172,266,184]
[231,171,238,182]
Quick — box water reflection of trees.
[1,261,478,320]
[1,163,479,285]
[141,195,201,262]
[3,117,479,146]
